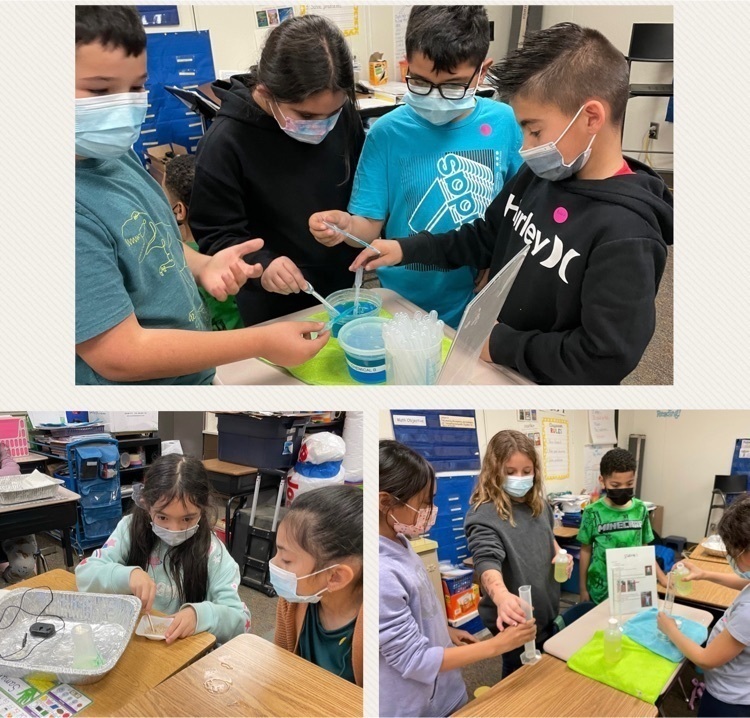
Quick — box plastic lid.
[608,617,619,627]
[558,549,567,555]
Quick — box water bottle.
[603,617,623,664]
[554,549,569,583]
[672,562,693,596]
[353,56,362,85]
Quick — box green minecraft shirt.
[577,497,654,604]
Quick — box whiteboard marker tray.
[0,589,140,685]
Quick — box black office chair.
[626,23,673,99]
[705,474,749,536]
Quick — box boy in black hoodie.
[350,23,673,385]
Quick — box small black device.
[29,622,56,638]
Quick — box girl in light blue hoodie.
[76,454,250,645]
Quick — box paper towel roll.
[342,412,363,483]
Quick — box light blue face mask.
[403,70,481,126]
[520,104,596,181]
[75,91,149,159]
[504,474,535,498]
[268,561,339,603]
[728,553,750,580]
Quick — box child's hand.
[199,239,265,301]
[258,322,330,366]
[474,268,490,294]
[309,210,353,246]
[129,568,156,613]
[164,606,197,645]
[494,590,529,631]
[679,559,706,582]
[579,589,590,603]
[487,619,536,656]
[261,257,307,295]
[349,240,402,272]
[448,626,479,646]
[657,611,679,637]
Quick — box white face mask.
[504,475,534,498]
[151,521,200,547]
[268,562,340,603]
[519,104,595,181]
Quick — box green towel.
[270,309,452,386]
[567,631,675,704]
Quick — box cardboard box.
[146,143,188,185]
[444,584,480,620]
[369,52,388,86]
[88,412,159,434]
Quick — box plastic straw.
[383,311,444,384]
[322,221,382,255]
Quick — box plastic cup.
[337,317,388,384]
[325,289,382,338]
[385,336,443,385]
[72,623,102,669]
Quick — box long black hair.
[248,14,360,182]
[283,485,363,589]
[379,440,436,509]
[126,454,217,604]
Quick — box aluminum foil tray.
[0,589,140,685]
[0,472,64,505]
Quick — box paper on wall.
[583,443,616,493]
[589,410,617,445]
[542,418,569,480]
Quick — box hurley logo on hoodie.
[504,193,581,283]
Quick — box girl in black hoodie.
[190,15,364,325]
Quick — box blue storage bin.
[81,505,122,540]
[450,611,485,635]
[436,540,470,566]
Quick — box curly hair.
[164,154,195,208]
[600,448,637,478]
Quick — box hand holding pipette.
[260,256,307,295]
[349,239,402,272]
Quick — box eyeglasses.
[405,66,480,100]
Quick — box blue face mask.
[403,70,481,126]
[75,91,149,159]
[268,561,339,603]
[728,554,750,580]
[519,104,596,181]
[504,474,534,498]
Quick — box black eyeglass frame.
[405,65,481,100]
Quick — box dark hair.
[75,6,146,57]
[164,154,195,208]
[488,22,629,126]
[379,440,436,507]
[406,6,490,73]
[283,485,363,587]
[718,496,750,559]
[249,14,359,182]
[126,454,217,605]
[600,448,637,478]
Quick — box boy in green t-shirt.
[578,448,667,603]
[163,154,243,331]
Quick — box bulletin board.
[300,5,359,36]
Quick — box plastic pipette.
[322,220,382,255]
[518,585,541,665]
[353,267,363,315]
[303,282,340,315]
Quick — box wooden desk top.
[0,486,80,514]
[689,538,731,564]
[111,633,363,717]
[15,452,49,464]
[202,458,258,476]
[554,526,579,539]
[657,559,739,609]
[12,571,216,716]
[452,655,657,717]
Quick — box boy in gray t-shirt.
[657,496,750,717]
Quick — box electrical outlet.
[648,122,660,140]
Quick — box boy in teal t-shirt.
[578,448,667,603]
[310,6,522,328]
[163,154,243,331]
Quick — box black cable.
[0,586,66,662]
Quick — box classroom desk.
[0,487,79,568]
[688,538,731,564]
[554,526,579,539]
[657,558,739,610]
[452,654,657,717]
[216,289,531,386]
[543,597,713,697]
[10,571,216,716]
[14,452,50,474]
[111,633,363,718]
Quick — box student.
[311,5,523,329]
[578,448,667,603]
[0,444,38,584]
[163,154,242,331]
[658,496,750,718]
[75,5,328,385]
[464,430,572,679]
[270,485,363,686]
[190,15,365,326]
[75,454,251,645]
[379,440,536,717]
[348,22,674,384]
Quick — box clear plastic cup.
[337,317,388,384]
[325,289,382,338]
[384,337,442,385]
